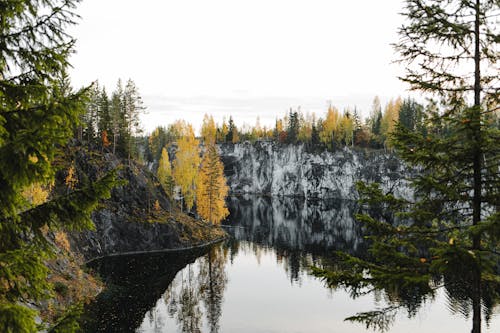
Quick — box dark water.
[82,196,500,333]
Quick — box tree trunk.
[471,2,482,332]
[472,268,482,333]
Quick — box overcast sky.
[69,0,412,133]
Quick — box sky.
[68,0,412,134]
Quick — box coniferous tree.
[121,79,145,161]
[217,118,229,143]
[0,1,117,331]
[369,96,383,147]
[110,81,123,155]
[196,144,229,225]
[286,109,299,144]
[83,82,100,145]
[148,126,169,162]
[314,1,499,332]
[311,122,321,146]
[97,87,112,141]
[226,116,239,143]
[398,98,427,135]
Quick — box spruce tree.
[121,79,145,161]
[97,87,112,143]
[0,1,117,331]
[286,109,299,144]
[314,1,499,332]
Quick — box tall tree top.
[395,0,499,106]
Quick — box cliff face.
[220,142,413,201]
[63,147,224,261]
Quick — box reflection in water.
[139,246,228,333]
[81,249,208,333]
[225,195,364,252]
[82,196,499,332]
[224,195,365,282]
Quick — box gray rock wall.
[220,142,413,201]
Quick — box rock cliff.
[61,146,224,261]
[220,142,413,201]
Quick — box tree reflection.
[313,251,500,332]
[177,266,203,333]
[162,244,229,333]
[199,246,228,333]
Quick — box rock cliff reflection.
[225,195,365,254]
[82,196,499,333]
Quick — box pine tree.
[148,126,168,162]
[196,144,229,225]
[311,122,321,146]
[83,81,100,145]
[110,81,123,155]
[0,1,117,331]
[286,109,300,144]
[398,98,426,135]
[97,87,112,140]
[313,1,499,332]
[226,116,239,143]
[121,79,146,161]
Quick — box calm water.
[82,196,500,333]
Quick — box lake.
[82,195,500,332]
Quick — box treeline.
[230,96,428,149]
[194,96,498,150]
[145,96,430,162]
[78,78,145,159]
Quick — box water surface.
[83,196,500,332]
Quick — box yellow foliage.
[101,130,110,147]
[28,154,39,164]
[231,128,239,144]
[154,199,161,212]
[341,113,354,146]
[320,105,341,148]
[54,231,71,252]
[22,183,49,205]
[298,112,315,142]
[275,119,284,133]
[157,147,174,197]
[220,119,229,142]
[172,124,200,211]
[65,163,78,190]
[381,97,402,144]
[201,114,217,145]
[196,144,229,225]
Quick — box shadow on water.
[80,247,211,333]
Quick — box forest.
[0,0,499,333]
